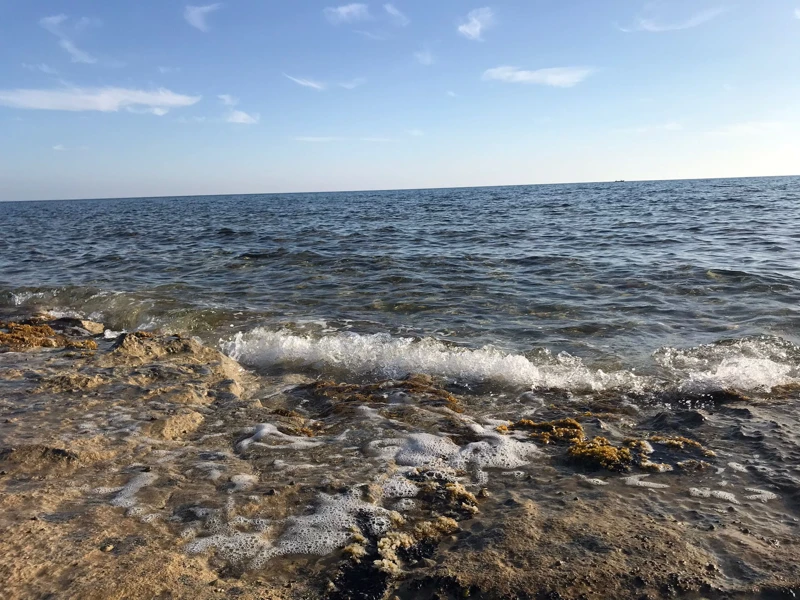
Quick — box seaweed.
[501,418,585,444]
[567,437,633,472]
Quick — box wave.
[221,329,645,392]
[222,329,800,394]
[653,336,800,392]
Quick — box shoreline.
[1,314,799,599]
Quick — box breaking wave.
[221,329,644,391]
[222,329,800,394]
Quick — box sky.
[1,0,799,201]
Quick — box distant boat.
[614,180,626,183]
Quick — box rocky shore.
[2,315,799,600]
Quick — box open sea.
[2,176,800,394]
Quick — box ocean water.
[4,177,800,597]
[2,176,800,393]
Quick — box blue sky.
[1,0,799,200]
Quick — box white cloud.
[324,4,370,24]
[482,66,593,88]
[226,110,259,124]
[184,4,222,32]
[22,63,58,75]
[710,121,786,135]
[360,137,395,142]
[407,129,424,137]
[414,49,434,66]
[284,74,326,91]
[447,90,457,97]
[39,14,98,64]
[158,66,179,74]
[218,94,239,105]
[795,8,800,19]
[127,106,172,116]
[458,7,494,41]
[621,8,725,33]
[384,4,410,26]
[52,144,66,151]
[339,78,366,89]
[0,87,201,113]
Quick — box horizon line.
[2,173,798,204]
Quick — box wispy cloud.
[447,90,458,97]
[709,121,787,136]
[158,66,180,74]
[458,7,494,41]
[355,30,388,40]
[620,7,726,33]
[482,66,593,88]
[414,49,434,66]
[284,74,326,91]
[407,129,424,137]
[0,87,201,113]
[339,78,366,89]
[51,143,88,151]
[226,110,259,124]
[384,4,410,26]
[324,4,370,24]
[218,94,238,106]
[184,4,222,32]
[22,63,58,75]
[359,137,396,142]
[39,14,98,64]
[795,8,800,19]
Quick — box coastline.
[1,314,799,600]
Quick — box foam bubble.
[381,476,419,498]
[109,472,158,508]
[230,474,258,492]
[222,329,643,391]
[393,430,539,478]
[622,475,669,489]
[689,488,741,504]
[237,423,324,452]
[654,336,800,392]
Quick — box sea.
[2,176,800,597]
[2,176,800,394]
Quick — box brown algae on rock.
[0,321,98,351]
[502,417,585,444]
[567,436,633,472]
[301,373,462,411]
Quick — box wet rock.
[49,317,105,336]
[0,321,97,351]
[145,410,205,441]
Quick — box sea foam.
[221,329,643,391]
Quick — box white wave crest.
[654,337,799,392]
[220,329,642,391]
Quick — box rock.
[50,318,105,336]
[145,410,204,441]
